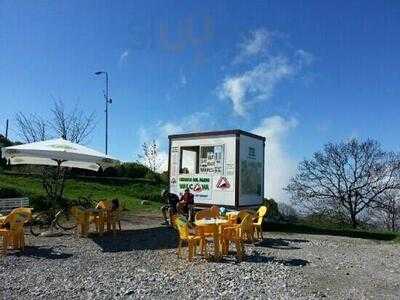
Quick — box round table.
[194,218,228,260]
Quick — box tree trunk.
[391,212,396,232]
[350,212,358,229]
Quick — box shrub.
[118,162,150,179]
[133,191,163,203]
[0,187,23,198]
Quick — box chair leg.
[222,239,229,255]
[188,242,193,261]
[1,236,7,255]
[240,241,245,258]
[112,221,116,236]
[20,232,25,251]
[234,240,242,261]
[177,240,182,258]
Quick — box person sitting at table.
[177,188,194,221]
[111,198,119,211]
[160,190,179,226]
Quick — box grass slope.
[0,174,164,213]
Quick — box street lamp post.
[95,71,112,154]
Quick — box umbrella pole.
[42,160,65,237]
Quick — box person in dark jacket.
[160,190,179,226]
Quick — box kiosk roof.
[168,129,266,142]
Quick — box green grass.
[265,221,400,243]
[0,173,165,213]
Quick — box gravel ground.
[1,215,399,299]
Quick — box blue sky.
[1,1,400,200]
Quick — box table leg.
[107,211,111,232]
[83,212,90,237]
[99,213,104,236]
[213,225,221,260]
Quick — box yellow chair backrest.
[237,210,252,223]
[96,200,111,210]
[70,206,85,222]
[195,209,212,221]
[4,208,32,231]
[209,206,220,218]
[175,217,189,240]
[255,206,267,225]
[239,215,253,238]
[12,208,32,223]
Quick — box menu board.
[199,145,224,174]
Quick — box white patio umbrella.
[1,138,120,236]
[1,138,119,171]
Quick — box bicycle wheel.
[30,212,52,237]
[55,209,77,231]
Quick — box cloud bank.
[252,115,298,202]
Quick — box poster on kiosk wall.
[177,175,213,202]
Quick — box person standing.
[177,188,194,221]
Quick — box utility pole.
[5,119,9,139]
[95,71,112,154]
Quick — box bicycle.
[30,195,95,236]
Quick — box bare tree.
[50,100,95,143]
[15,112,47,142]
[137,140,161,172]
[286,138,400,228]
[369,190,400,231]
[15,100,96,144]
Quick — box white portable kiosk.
[168,130,265,209]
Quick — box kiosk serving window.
[179,145,225,175]
[180,146,199,174]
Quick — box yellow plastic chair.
[0,208,32,254]
[0,229,10,255]
[90,200,110,234]
[237,210,255,242]
[195,209,212,221]
[221,215,253,261]
[96,200,110,210]
[253,206,268,240]
[70,206,88,237]
[209,206,220,218]
[237,210,252,223]
[95,200,121,234]
[170,213,178,229]
[175,217,201,261]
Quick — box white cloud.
[119,50,129,65]
[234,28,273,63]
[294,49,314,68]
[160,112,213,136]
[218,56,295,116]
[252,115,298,203]
[218,28,313,117]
